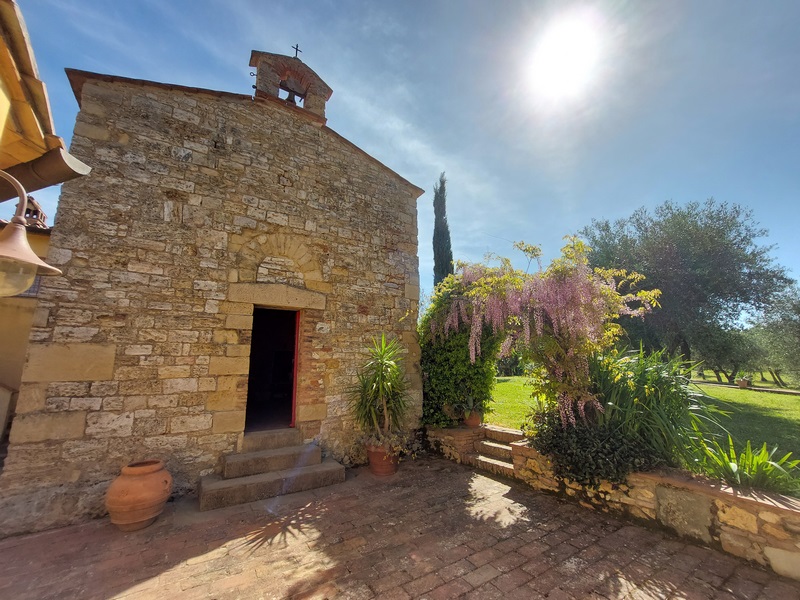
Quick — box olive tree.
[581,199,792,360]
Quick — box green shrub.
[699,435,800,496]
[588,348,721,467]
[419,276,503,427]
[525,409,662,488]
[523,347,721,488]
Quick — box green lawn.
[489,376,800,457]
[697,384,800,457]
[486,377,536,430]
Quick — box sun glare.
[529,10,605,104]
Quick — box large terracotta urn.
[366,445,399,476]
[105,459,173,531]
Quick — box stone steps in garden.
[467,425,525,480]
[475,439,513,461]
[466,453,516,479]
[483,424,526,444]
[198,428,345,511]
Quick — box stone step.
[241,428,303,452]
[199,458,345,511]
[223,444,322,479]
[483,424,526,444]
[475,439,512,461]
[466,453,516,479]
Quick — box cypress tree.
[432,172,454,287]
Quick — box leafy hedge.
[524,348,800,496]
[419,276,503,428]
[527,409,662,488]
[523,348,705,488]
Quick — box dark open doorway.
[245,308,298,431]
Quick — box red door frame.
[290,310,300,428]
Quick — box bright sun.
[529,10,605,103]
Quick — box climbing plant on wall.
[419,274,503,427]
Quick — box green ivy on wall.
[419,276,502,427]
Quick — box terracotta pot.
[366,444,399,476]
[105,459,173,531]
[463,412,482,428]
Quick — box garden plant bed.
[429,424,800,581]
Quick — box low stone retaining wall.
[427,426,485,462]
[428,426,800,581]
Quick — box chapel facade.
[0,51,423,536]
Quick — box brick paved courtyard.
[1,457,798,600]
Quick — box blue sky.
[19,0,800,296]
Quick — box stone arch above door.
[234,232,329,292]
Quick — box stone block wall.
[512,441,800,580]
[427,426,485,462]
[0,73,423,536]
[429,427,800,581]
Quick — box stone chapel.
[0,51,424,536]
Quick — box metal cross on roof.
[292,44,302,58]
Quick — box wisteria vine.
[430,238,660,426]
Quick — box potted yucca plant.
[351,334,410,476]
